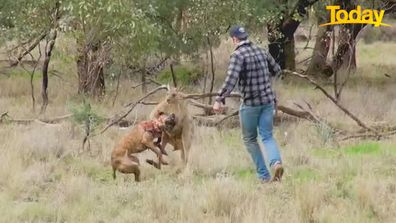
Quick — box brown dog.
[111,113,176,181]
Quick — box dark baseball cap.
[229,25,249,39]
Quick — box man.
[213,25,284,182]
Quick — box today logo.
[320,5,391,27]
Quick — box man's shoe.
[271,162,284,182]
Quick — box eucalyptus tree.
[63,0,130,96]
[306,0,395,78]
[0,0,61,113]
[135,0,273,97]
[265,0,320,70]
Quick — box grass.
[1,123,395,222]
[313,142,392,158]
[1,39,396,222]
[343,143,381,155]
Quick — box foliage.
[0,0,58,42]
[157,64,203,86]
[135,0,276,59]
[0,0,285,69]
[361,26,396,44]
[69,101,104,129]
[0,0,15,32]
[0,0,333,88]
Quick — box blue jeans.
[239,103,282,180]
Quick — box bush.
[361,26,396,44]
[157,65,203,86]
[69,102,104,131]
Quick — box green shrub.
[157,65,202,86]
[314,122,336,147]
[69,101,105,131]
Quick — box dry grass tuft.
[0,41,396,222]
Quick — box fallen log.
[340,125,396,141]
[0,113,72,125]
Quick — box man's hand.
[213,101,225,113]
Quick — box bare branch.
[216,110,239,126]
[131,82,147,89]
[138,101,159,106]
[9,31,48,67]
[0,114,72,125]
[188,99,218,112]
[0,112,9,120]
[112,66,123,107]
[341,130,396,141]
[94,85,168,135]
[170,63,177,88]
[283,70,378,135]
[182,92,241,100]
[147,78,162,86]
[207,36,216,105]
[131,78,162,89]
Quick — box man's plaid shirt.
[215,40,281,106]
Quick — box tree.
[307,0,395,78]
[1,0,61,113]
[63,0,126,97]
[305,0,334,77]
[267,0,319,70]
[41,1,60,113]
[136,0,272,99]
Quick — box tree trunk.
[330,0,364,73]
[207,37,216,106]
[39,1,60,114]
[331,0,396,71]
[306,22,333,77]
[77,40,106,97]
[141,65,147,94]
[331,25,362,72]
[268,30,286,69]
[40,29,57,114]
[267,0,319,70]
[284,37,296,70]
[202,51,208,104]
[170,63,177,88]
[267,23,296,70]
